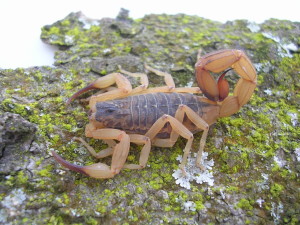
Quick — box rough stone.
[0,9,299,225]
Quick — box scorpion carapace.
[52,49,257,179]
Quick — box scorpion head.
[93,101,130,127]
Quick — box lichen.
[172,152,214,189]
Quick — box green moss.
[61,19,71,26]
[1,98,31,117]
[85,217,98,225]
[100,69,107,75]
[66,27,81,40]
[194,200,205,210]
[37,166,52,177]
[49,215,64,224]
[270,183,284,198]
[96,204,107,213]
[149,177,164,189]
[62,193,70,205]
[236,198,254,211]
[128,209,139,222]
[22,218,29,223]
[136,186,143,194]
[48,26,61,35]
[16,171,29,185]
[164,205,173,212]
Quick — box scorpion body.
[52,49,257,178]
[91,92,219,138]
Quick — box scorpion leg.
[88,73,133,107]
[149,105,185,148]
[73,137,116,159]
[177,105,209,171]
[67,72,133,106]
[122,134,151,170]
[52,128,131,178]
[145,114,194,174]
[118,65,149,95]
[145,64,175,91]
[85,122,151,170]
[148,105,209,171]
[141,65,201,95]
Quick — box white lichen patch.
[262,32,298,57]
[102,48,112,55]
[271,202,284,224]
[256,173,269,191]
[1,188,26,212]
[172,152,214,189]
[273,155,286,168]
[282,43,298,54]
[287,112,298,126]
[295,148,300,162]
[247,22,260,33]
[183,201,196,212]
[65,35,75,45]
[0,188,27,223]
[78,14,100,30]
[264,88,273,96]
[256,198,265,208]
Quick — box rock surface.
[0,9,299,224]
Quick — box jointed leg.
[178,105,209,170]
[56,129,151,178]
[173,105,209,170]
[145,64,175,90]
[67,72,133,105]
[89,73,133,107]
[118,65,149,94]
[52,128,131,178]
[73,137,116,159]
[119,64,178,96]
[141,65,202,95]
[147,105,209,171]
[145,114,194,173]
[68,64,202,105]
[119,65,201,96]
[81,132,151,170]
[86,128,131,175]
[123,134,151,170]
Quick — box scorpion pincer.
[52,49,257,178]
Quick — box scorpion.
[52,49,257,178]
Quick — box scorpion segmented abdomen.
[95,92,213,137]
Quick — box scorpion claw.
[67,82,97,104]
[51,151,115,178]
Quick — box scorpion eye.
[106,109,115,113]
